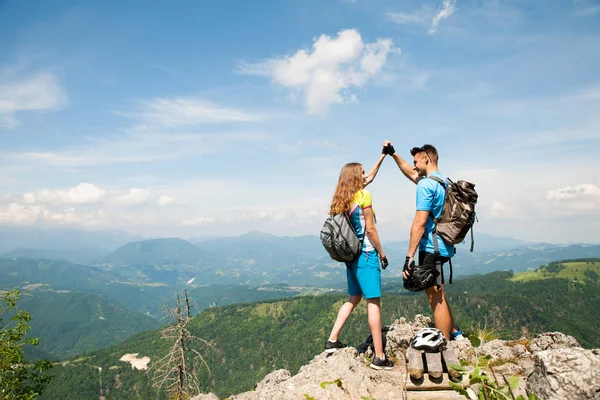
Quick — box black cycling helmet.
[403,263,437,292]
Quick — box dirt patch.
[119,353,151,370]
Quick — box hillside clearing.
[512,261,600,282]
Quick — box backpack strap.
[429,175,453,285]
[428,175,446,249]
[427,175,447,225]
[428,175,447,187]
[470,224,474,252]
[344,209,364,253]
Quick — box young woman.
[324,160,394,370]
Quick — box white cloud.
[22,192,36,204]
[429,0,458,34]
[19,183,152,209]
[0,73,68,128]
[179,216,216,226]
[44,208,88,224]
[0,203,45,224]
[574,0,600,16]
[221,206,321,224]
[157,195,175,206]
[547,183,600,201]
[387,8,430,25]
[0,194,14,204]
[0,203,104,226]
[5,130,267,167]
[274,137,338,153]
[490,201,519,219]
[23,183,106,205]
[131,97,262,128]
[177,201,324,230]
[239,29,396,114]
[569,84,600,101]
[111,188,150,206]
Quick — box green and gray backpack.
[426,176,478,286]
[429,176,478,252]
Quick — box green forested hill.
[41,270,600,400]
[95,238,218,283]
[1,258,313,361]
[100,238,208,266]
[0,258,115,290]
[18,289,160,359]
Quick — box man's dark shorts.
[419,250,450,290]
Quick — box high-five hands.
[382,140,396,156]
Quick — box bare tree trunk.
[149,289,212,400]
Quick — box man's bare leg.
[425,285,452,339]
[446,293,459,332]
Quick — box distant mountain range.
[0,246,108,265]
[194,230,326,265]
[0,258,309,319]
[2,226,599,287]
[94,232,600,286]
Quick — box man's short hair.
[410,144,439,163]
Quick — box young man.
[382,140,463,341]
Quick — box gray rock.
[480,339,511,361]
[493,343,535,376]
[230,347,407,400]
[255,369,291,390]
[530,332,580,353]
[526,348,600,400]
[480,339,533,363]
[452,336,476,364]
[383,314,432,359]
[213,315,597,400]
[461,339,535,377]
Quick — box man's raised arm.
[383,140,419,184]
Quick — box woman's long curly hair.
[329,162,364,216]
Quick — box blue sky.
[0,0,599,243]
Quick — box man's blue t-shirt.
[416,171,454,258]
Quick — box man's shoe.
[451,328,465,341]
[370,356,394,370]
[325,340,347,353]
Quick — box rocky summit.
[193,315,600,400]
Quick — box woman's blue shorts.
[345,249,381,299]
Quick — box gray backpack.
[429,176,478,251]
[320,213,362,262]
